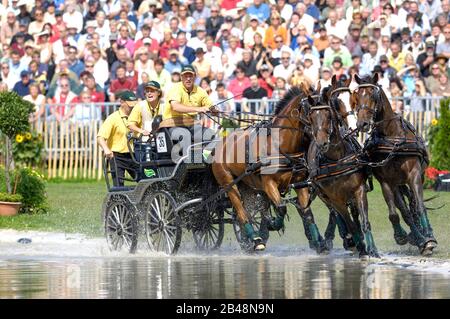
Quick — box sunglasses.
[60,84,69,87]
[331,41,340,44]
[281,57,290,60]
[275,40,283,43]
[86,64,94,67]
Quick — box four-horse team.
[99,64,437,258]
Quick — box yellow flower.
[25,132,32,140]
[16,134,24,143]
[431,119,438,126]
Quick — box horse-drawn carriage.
[101,123,275,255]
[102,74,438,257]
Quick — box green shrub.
[0,192,23,203]
[430,98,450,170]
[15,167,48,213]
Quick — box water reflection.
[0,256,449,299]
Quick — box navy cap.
[181,64,196,75]
[144,80,161,91]
[20,70,30,77]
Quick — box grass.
[0,180,449,258]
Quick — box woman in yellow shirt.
[264,13,287,50]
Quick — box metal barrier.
[30,96,445,179]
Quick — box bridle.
[353,83,382,119]
[308,105,335,148]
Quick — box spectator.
[67,46,85,77]
[188,25,207,51]
[313,24,329,59]
[318,67,333,88]
[117,23,135,57]
[388,42,406,72]
[276,0,293,22]
[1,11,19,45]
[295,3,315,36]
[247,0,270,23]
[360,41,380,76]
[24,83,46,122]
[134,47,154,84]
[28,8,46,38]
[177,31,196,64]
[205,36,223,73]
[192,47,211,80]
[109,65,136,102]
[271,35,294,62]
[425,62,442,93]
[410,79,428,112]
[264,13,287,50]
[8,50,27,85]
[68,90,101,124]
[325,9,348,38]
[228,67,250,98]
[136,72,149,100]
[272,77,288,99]
[224,36,244,67]
[244,15,266,48]
[389,77,405,113]
[379,54,397,81]
[48,76,78,122]
[273,51,296,79]
[303,54,319,84]
[79,73,105,104]
[13,70,34,97]
[323,36,352,70]
[417,41,436,77]
[345,23,363,57]
[63,4,84,34]
[330,56,346,81]
[192,0,210,20]
[125,59,138,89]
[165,49,183,74]
[237,49,258,77]
[258,64,276,98]
[404,31,426,61]
[149,58,172,94]
[0,61,14,90]
[210,82,235,112]
[436,24,450,60]
[199,77,212,95]
[206,5,224,39]
[431,72,450,97]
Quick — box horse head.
[326,75,353,129]
[352,73,383,132]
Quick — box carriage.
[101,123,276,255]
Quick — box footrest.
[109,186,135,192]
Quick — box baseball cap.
[169,49,179,55]
[172,68,181,74]
[85,20,97,29]
[55,10,63,17]
[380,55,389,62]
[142,37,152,44]
[303,53,314,61]
[322,66,331,73]
[20,70,30,77]
[225,16,233,22]
[350,23,361,30]
[144,80,161,91]
[181,64,196,75]
[109,33,118,41]
[333,56,343,64]
[118,90,138,102]
[88,0,97,5]
[426,41,435,48]
[249,15,259,21]
[260,64,270,70]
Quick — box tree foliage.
[430,98,450,170]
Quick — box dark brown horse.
[351,74,437,256]
[303,92,379,258]
[212,86,326,252]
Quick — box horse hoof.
[254,243,266,251]
[324,239,333,251]
[359,253,369,261]
[394,235,409,246]
[420,241,437,257]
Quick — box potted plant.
[0,91,34,216]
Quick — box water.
[1,252,450,299]
[1,230,449,299]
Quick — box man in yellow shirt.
[97,90,139,186]
[128,80,163,136]
[162,64,213,128]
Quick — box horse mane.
[274,86,305,115]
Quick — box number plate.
[156,132,168,153]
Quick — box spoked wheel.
[105,199,138,253]
[143,190,182,255]
[231,207,270,253]
[192,202,225,251]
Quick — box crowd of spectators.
[0,0,449,122]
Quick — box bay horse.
[212,86,327,252]
[303,92,379,258]
[351,74,437,256]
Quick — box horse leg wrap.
[335,213,349,240]
[268,204,287,231]
[244,223,257,240]
[364,230,379,257]
[393,223,408,245]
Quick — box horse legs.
[353,185,379,257]
[380,182,409,245]
[262,179,287,232]
[408,173,438,256]
[295,188,327,254]
[324,205,355,252]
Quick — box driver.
[97,90,139,186]
[128,80,163,137]
[161,64,214,133]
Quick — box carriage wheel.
[192,203,225,251]
[144,190,182,255]
[105,200,138,253]
[231,207,270,253]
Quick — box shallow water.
[1,252,450,299]
[0,230,449,299]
